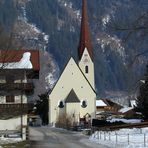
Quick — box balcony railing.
[0,83,34,93]
[0,104,28,119]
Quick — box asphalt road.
[29,126,108,148]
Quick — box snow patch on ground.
[90,127,148,148]
[0,115,27,131]
[0,136,22,145]
[29,127,44,141]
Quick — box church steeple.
[78,0,93,61]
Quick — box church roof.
[48,57,96,95]
[65,89,80,103]
[78,0,93,61]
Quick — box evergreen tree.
[35,93,49,125]
[136,65,148,119]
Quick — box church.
[48,0,96,126]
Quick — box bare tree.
[111,11,148,66]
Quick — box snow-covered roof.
[130,100,136,108]
[96,100,107,107]
[107,118,141,124]
[0,52,33,69]
[0,50,39,70]
[119,107,133,113]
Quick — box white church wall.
[66,103,80,122]
[49,58,96,124]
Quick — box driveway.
[29,126,108,148]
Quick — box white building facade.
[0,50,39,140]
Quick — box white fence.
[92,130,148,147]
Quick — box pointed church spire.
[78,0,93,60]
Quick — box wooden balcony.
[0,83,34,94]
[0,104,28,119]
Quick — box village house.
[118,100,137,118]
[0,50,39,140]
[48,0,96,126]
[96,99,123,119]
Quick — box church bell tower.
[78,0,95,89]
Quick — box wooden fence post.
[116,133,117,143]
[144,134,146,147]
[128,134,129,145]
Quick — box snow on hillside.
[102,14,111,27]
[12,0,60,101]
[97,34,126,64]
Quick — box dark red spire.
[78,0,93,60]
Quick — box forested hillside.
[0,0,148,98]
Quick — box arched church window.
[58,100,64,108]
[85,66,89,74]
[81,100,87,108]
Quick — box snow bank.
[0,137,22,145]
[107,118,141,124]
[90,127,148,148]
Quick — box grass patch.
[2,141,30,148]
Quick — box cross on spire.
[78,0,93,60]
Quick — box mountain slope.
[0,0,148,98]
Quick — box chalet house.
[96,99,122,119]
[0,50,39,140]
[48,0,96,126]
[119,100,137,118]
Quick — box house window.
[6,95,15,103]
[85,66,89,74]
[0,76,6,83]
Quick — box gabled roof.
[97,99,123,109]
[48,57,96,95]
[96,100,107,107]
[102,99,122,108]
[119,107,133,114]
[65,89,80,103]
